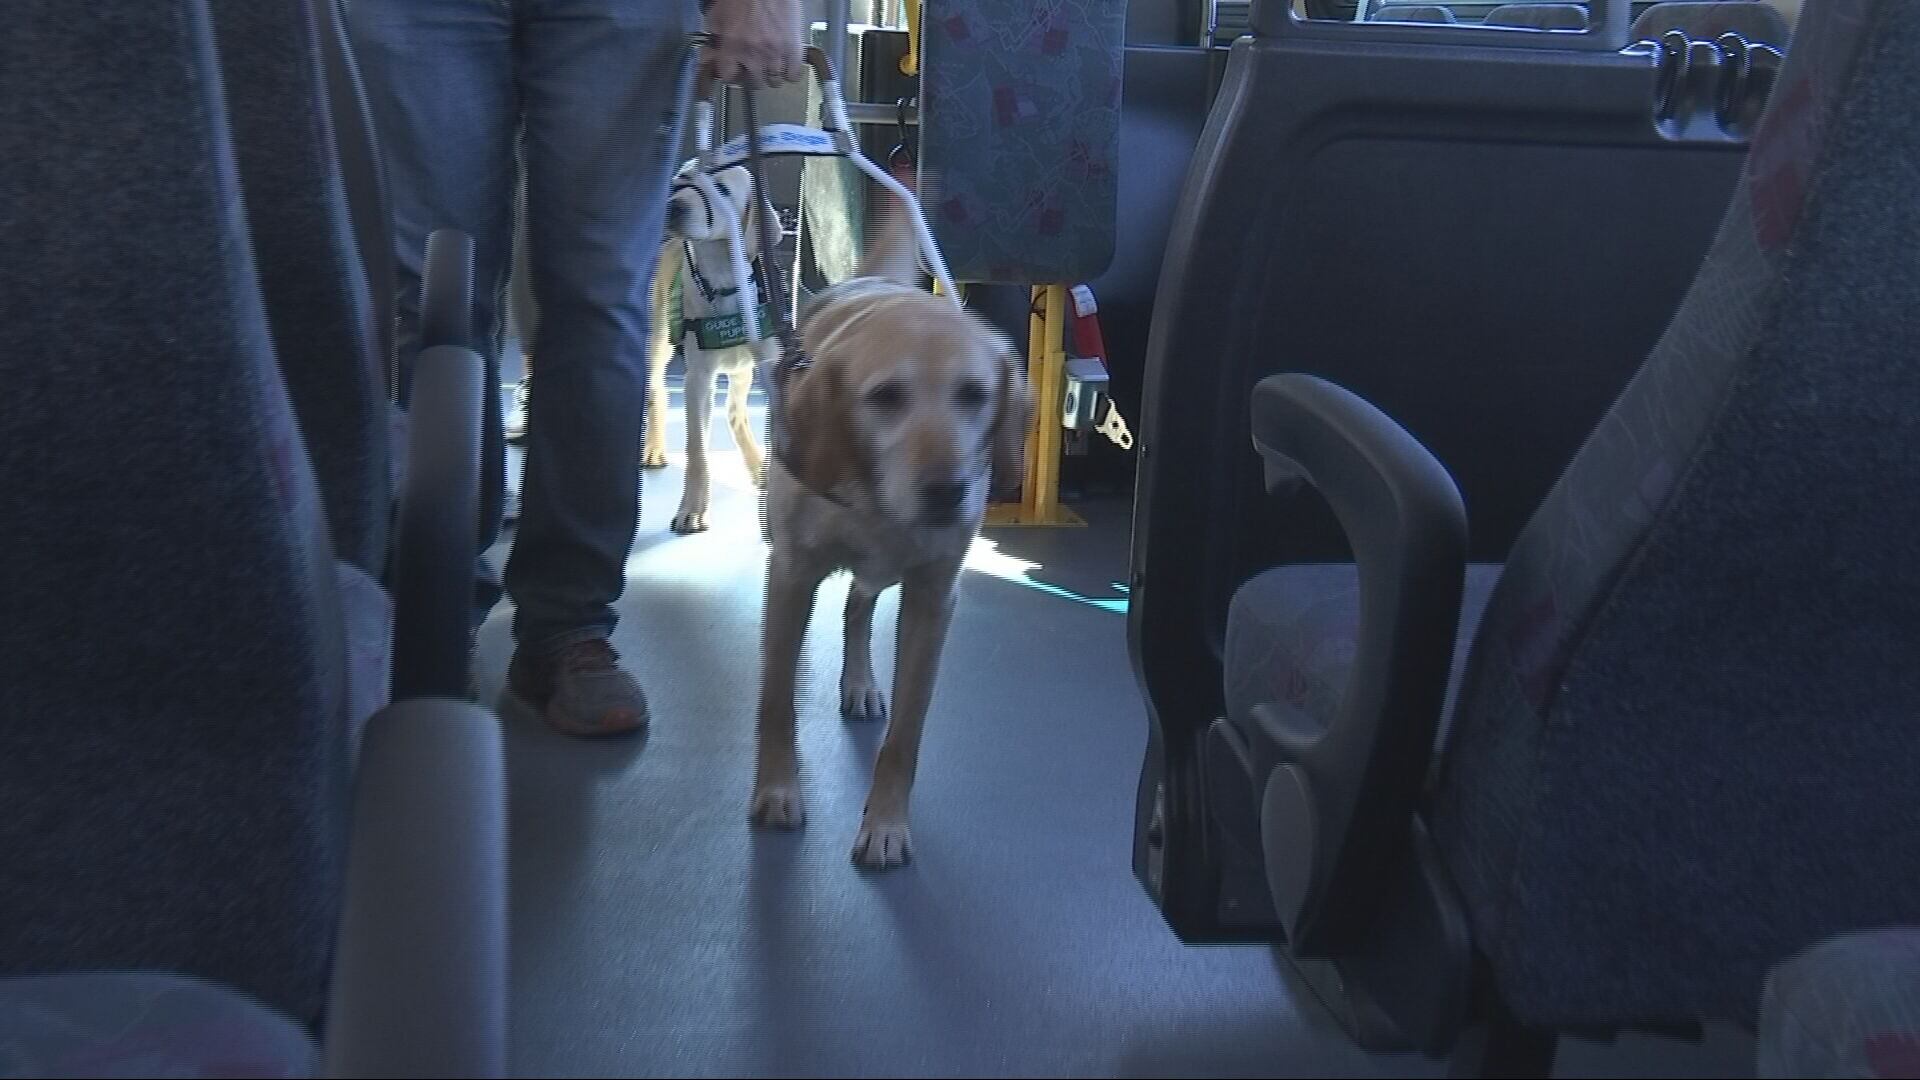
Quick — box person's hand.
[703,0,803,88]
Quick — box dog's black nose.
[920,479,968,515]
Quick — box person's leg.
[347,0,518,630]
[504,0,699,735]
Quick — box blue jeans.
[350,0,699,654]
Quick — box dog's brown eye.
[955,381,989,410]
[865,382,907,412]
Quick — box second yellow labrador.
[749,187,1030,870]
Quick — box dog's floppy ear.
[780,362,864,496]
[988,340,1032,500]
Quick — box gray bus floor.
[474,375,1755,1078]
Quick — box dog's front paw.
[852,815,912,870]
[670,509,709,534]
[749,782,806,829]
[839,679,887,723]
[641,447,669,469]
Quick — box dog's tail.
[648,238,678,368]
[857,171,940,288]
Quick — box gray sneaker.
[507,638,649,737]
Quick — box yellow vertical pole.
[901,0,921,74]
[988,284,1082,526]
[1029,286,1059,522]
[1029,284,1066,522]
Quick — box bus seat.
[1632,0,1794,44]
[314,0,400,398]
[1126,0,1772,960]
[918,0,1126,284]
[1483,3,1591,28]
[208,0,392,578]
[1370,5,1461,21]
[209,0,491,701]
[1205,0,1919,1065]
[0,2,505,1074]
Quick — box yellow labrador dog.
[749,187,1030,870]
[642,164,778,534]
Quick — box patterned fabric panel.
[0,972,317,1079]
[1758,928,1920,1079]
[1631,2,1794,44]
[1223,562,1503,744]
[919,0,1126,284]
[1431,0,1919,1027]
[1225,564,1363,736]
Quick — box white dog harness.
[669,169,775,352]
[680,33,960,506]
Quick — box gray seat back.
[210,0,392,575]
[1433,0,1920,1028]
[315,0,399,398]
[0,0,352,1026]
[1128,3,1757,900]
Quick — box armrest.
[322,699,507,1079]
[1246,372,1467,955]
[390,227,483,701]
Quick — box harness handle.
[679,34,809,377]
[691,35,841,145]
[740,85,798,360]
[682,30,959,367]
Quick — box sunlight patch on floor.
[964,535,1128,614]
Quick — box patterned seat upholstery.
[209,0,393,576]
[0,0,353,1026]
[1429,0,1920,1028]
[1225,564,1502,759]
[1631,1,1794,43]
[1757,928,1920,1079]
[918,0,1127,284]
